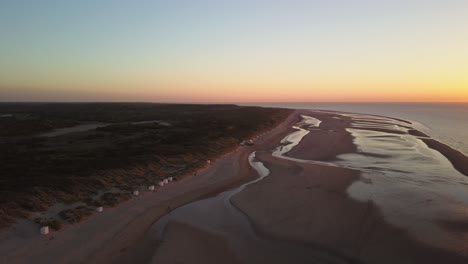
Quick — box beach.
[148,110,468,264]
[0,110,299,264]
[2,109,468,263]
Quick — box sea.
[241,103,468,156]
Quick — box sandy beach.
[2,109,468,264]
[0,111,299,264]
[149,110,468,264]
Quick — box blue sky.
[1,0,467,102]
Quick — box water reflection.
[268,112,468,253]
[149,115,352,263]
[309,113,468,253]
[151,112,468,259]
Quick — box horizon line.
[0,101,467,104]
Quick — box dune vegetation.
[0,103,292,228]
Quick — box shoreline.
[105,111,301,264]
[307,109,468,178]
[152,109,468,264]
[2,108,468,263]
[237,110,468,263]
[0,110,299,264]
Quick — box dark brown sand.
[422,138,468,177]
[233,152,468,264]
[149,222,241,264]
[111,110,468,264]
[408,129,430,137]
[231,111,468,264]
[286,112,356,161]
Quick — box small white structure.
[133,190,140,196]
[96,206,104,212]
[168,177,173,182]
[207,160,211,165]
[40,226,49,235]
[148,185,155,191]
[158,181,164,187]
[163,179,169,184]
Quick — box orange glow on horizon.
[1,1,468,103]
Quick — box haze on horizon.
[0,0,467,103]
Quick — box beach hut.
[148,185,155,191]
[158,181,164,187]
[40,226,49,235]
[163,178,169,184]
[168,177,173,182]
[133,190,140,196]
[96,206,104,212]
[207,160,211,165]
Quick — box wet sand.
[232,151,468,264]
[3,109,468,263]
[285,111,356,161]
[151,110,468,264]
[421,138,468,177]
[150,221,241,264]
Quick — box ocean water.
[241,103,468,156]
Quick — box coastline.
[2,108,468,263]
[151,109,468,264]
[0,110,298,264]
[87,111,300,264]
[233,110,468,263]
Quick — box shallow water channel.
[147,116,346,264]
[149,112,468,262]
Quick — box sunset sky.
[1,0,467,102]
